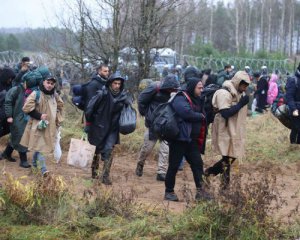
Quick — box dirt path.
[0,147,299,220]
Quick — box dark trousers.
[165,140,203,193]
[290,128,300,144]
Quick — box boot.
[204,158,225,176]
[220,157,235,190]
[1,144,16,162]
[19,152,31,168]
[195,187,213,201]
[135,163,144,177]
[101,151,113,185]
[91,154,100,179]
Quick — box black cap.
[21,57,30,62]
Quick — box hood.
[269,74,278,84]
[228,71,250,90]
[0,67,15,85]
[160,74,180,90]
[186,77,201,97]
[106,72,125,91]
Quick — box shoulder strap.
[182,91,193,107]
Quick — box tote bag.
[67,135,96,168]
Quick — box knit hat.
[186,77,201,97]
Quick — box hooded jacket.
[211,71,250,158]
[85,74,128,148]
[267,74,278,105]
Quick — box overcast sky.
[0,0,61,28]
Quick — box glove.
[84,125,90,133]
[238,95,249,107]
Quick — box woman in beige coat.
[20,75,64,175]
[204,71,250,189]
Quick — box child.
[20,75,64,175]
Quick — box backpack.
[150,92,192,141]
[200,84,222,125]
[72,81,91,110]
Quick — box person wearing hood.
[286,63,300,145]
[136,74,180,181]
[267,74,279,105]
[164,77,211,202]
[20,74,64,176]
[1,71,42,168]
[85,73,129,184]
[181,66,202,90]
[204,71,250,190]
[84,64,110,111]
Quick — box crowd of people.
[0,56,299,202]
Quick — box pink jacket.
[267,74,278,104]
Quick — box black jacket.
[256,76,269,109]
[286,71,300,130]
[84,73,108,111]
[85,79,128,148]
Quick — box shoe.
[2,153,16,162]
[156,173,166,181]
[195,187,213,201]
[42,171,50,177]
[135,163,144,177]
[19,161,31,168]
[102,176,112,185]
[91,167,99,179]
[164,192,179,201]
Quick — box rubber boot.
[1,144,16,162]
[19,152,31,168]
[91,154,100,179]
[220,158,235,190]
[135,163,144,177]
[101,151,113,185]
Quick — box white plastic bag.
[67,135,96,169]
[54,128,62,163]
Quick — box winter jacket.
[256,75,268,109]
[171,92,204,143]
[84,73,108,111]
[4,86,28,152]
[286,71,300,113]
[0,67,15,91]
[20,90,64,154]
[217,70,232,86]
[267,74,278,105]
[85,75,128,148]
[212,71,250,158]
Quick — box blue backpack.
[72,82,91,111]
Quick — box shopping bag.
[119,104,137,135]
[67,135,96,168]
[54,128,62,163]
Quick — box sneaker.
[195,187,213,201]
[135,163,144,177]
[2,153,16,162]
[42,171,50,177]
[164,192,179,201]
[156,173,166,181]
[19,161,31,168]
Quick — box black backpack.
[150,92,192,142]
[200,84,222,125]
[72,81,91,110]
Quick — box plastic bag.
[54,128,62,163]
[119,104,137,135]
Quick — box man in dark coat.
[255,72,269,113]
[135,74,180,181]
[84,64,109,111]
[286,64,300,145]
[85,73,129,185]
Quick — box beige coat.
[20,91,64,154]
[211,71,250,158]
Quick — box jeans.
[32,152,47,174]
